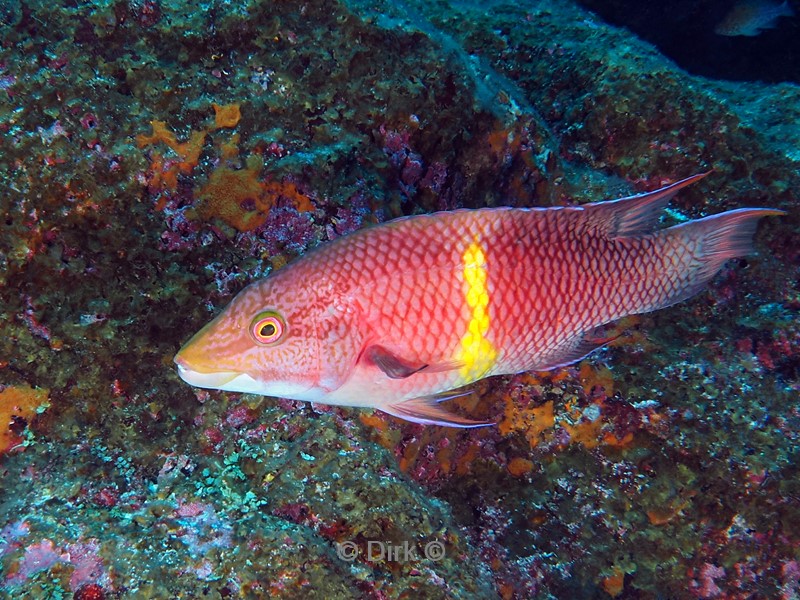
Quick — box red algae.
[138,109,315,232]
[506,456,534,477]
[74,583,106,600]
[137,121,207,191]
[195,157,272,232]
[195,159,315,233]
[0,0,796,598]
[601,568,625,597]
[0,385,49,454]
[498,397,556,448]
[211,102,242,129]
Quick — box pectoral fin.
[364,345,427,378]
[364,345,463,379]
[383,392,494,428]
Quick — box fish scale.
[174,173,784,427]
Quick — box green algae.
[0,0,797,598]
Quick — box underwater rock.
[0,0,797,598]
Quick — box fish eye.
[250,311,286,345]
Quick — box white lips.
[175,364,265,393]
[175,363,323,400]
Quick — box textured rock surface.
[0,0,797,598]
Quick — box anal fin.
[536,327,619,371]
[383,393,493,428]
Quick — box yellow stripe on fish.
[458,240,497,380]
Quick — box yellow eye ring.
[250,311,286,345]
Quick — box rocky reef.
[0,0,797,598]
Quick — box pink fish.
[715,0,795,36]
[174,173,783,427]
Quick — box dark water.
[577,0,800,83]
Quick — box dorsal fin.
[583,172,710,238]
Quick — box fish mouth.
[173,354,322,400]
[175,362,239,388]
[174,355,263,393]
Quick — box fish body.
[175,174,783,426]
[715,0,794,36]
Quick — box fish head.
[174,267,358,401]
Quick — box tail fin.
[655,208,785,311]
[683,208,785,281]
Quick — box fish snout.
[173,354,197,382]
[173,348,241,388]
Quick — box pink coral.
[5,537,112,591]
[781,560,800,600]
[0,520,30,558]
[176,501,208,518]
[693,563,725,598]
[67,539,111,591]
[174,501,233,558]
[225,404,256,428]
[6,539,66,586]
